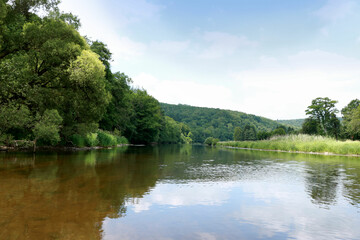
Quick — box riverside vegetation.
[219,97,360,156]
[0,0,192,150]
[219,134,360,155]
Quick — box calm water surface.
[1,145,360,240]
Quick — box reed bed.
[218,134,360,155]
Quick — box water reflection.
[0,146,360,239]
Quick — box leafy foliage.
[233,127,242,141]
[204,137,219,146]
[127,90,163,144]
[341,99,360,139]
[33,109,62,145]
[304,97,340,138]
[159,116,192,144]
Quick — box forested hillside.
[276,119,304,129]
[161,103,284,142]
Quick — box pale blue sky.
[60,0,360,119]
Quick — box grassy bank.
[218,134,360,155]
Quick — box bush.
[116,135,129,145]
[85,133,99,147]
[97,130,117,147]
[70,134,86,147]
[204,137,219,146]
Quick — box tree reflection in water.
[0,146,360,240]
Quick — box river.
[0,145,359,240]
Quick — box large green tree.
[127,90,163,144]
[0,0,110,144]
[341,99,360,139]
[305,97,340,137]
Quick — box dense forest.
[161,103,288,143]
[0,0,189,148]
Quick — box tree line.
[231,97,360,142]
[302,97,360,140]
[0,0,191,148]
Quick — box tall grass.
[218,134,360,155]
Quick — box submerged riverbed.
[1,145,360,240]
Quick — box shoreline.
[0,144,132,153]
[219,145,360,157]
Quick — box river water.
[0,145,359,240]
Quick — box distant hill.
[277,118,343,129]
[161,103,285,143]
[276,119,304,129]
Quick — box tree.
[63,49,110,136]
[305,97,340,137]
[302,118,319,135]
[0,0,60,60]
[271,128,286,136]
[257,130,270,140]
[99,72,133,133]
[0,2,111,144]
[128,90,163,144]
[90,40,112,78]
[341,99,360,139]
[348,105,360,137]
[159,116,181,144]
[233,127,242,141]
[242,124,257,140]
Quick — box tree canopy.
[304,97,340,138]
[0,0,187,147]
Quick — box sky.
[59,0,360,120]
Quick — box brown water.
[0,145,360,240]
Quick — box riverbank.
[0,144,132,152]
[218,134,360,156]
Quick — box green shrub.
[97,130,117,147]
[204,137,219,146]
[116,135,129,145]
[85,133,99,147]
[70,134,86,147]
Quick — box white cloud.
[150,40,190,54]
[132,73,236,110]
[126,182,234,213]
[199,32,257,59]
[314,0,356,22]
[232,183,360,240]
[232,50,360,119]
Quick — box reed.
[218,134,360,155]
